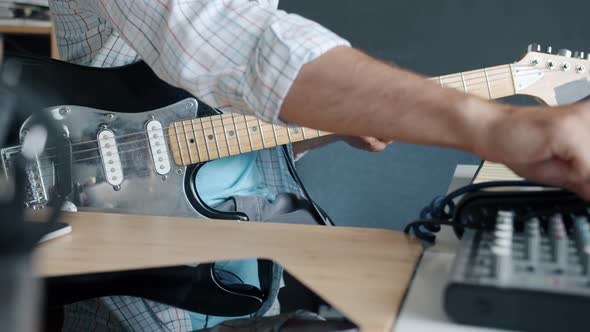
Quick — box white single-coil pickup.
[98,129,124,186]
[146,120,171,175]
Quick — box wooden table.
[34,211,422,332]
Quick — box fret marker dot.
[107,152,112,156]
[153,134,158,138]
[293,129,299,134]
[155,142,160,146]
[189,139,195,144]
[252,127,257,132]
[208,135,213,140]
[229,131,234,136]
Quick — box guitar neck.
[168,64,517,166]
[431,64,516,99]
[168,114,331,165]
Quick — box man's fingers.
[511,159,590,201]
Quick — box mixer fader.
[444,190,590,332]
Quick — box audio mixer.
[444,190,590,332]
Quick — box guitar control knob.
[528,43,542,52]
[558,49,572,57]
[546,46,553,54]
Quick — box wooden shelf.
[0,19,57,59]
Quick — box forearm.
[280,47,506,155]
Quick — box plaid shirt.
[49,0,348,330]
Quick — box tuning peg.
[580,52,586,59]
[574,51,585,59]
[528,43,542,52]
[546,46,553,54]
[586,53,590,61]
[558,49,572,57]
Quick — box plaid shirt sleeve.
[67,0,350,124]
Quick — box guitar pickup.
[146,120,171,175]
[98,129,124,187]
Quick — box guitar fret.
[460,72,467,93]
[438,76,444,87]
[173,122,187,165]
[286,126,293,143]
[209,116,222,158]
[230,115,243,154]
[181,120,195,164]
[483,68,493,99]
[219,115,232,156]
[302,127,307,139]
[271,124,279,146]
[509,64,518,93]
[198,118,212,161]
[257,119,266,148]
[243,115,255,151]
[190,119,202,162]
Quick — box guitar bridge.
[1,146,50,208]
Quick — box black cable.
[407,180,556,243]
[281,145,334,226]
[404,219,485,235]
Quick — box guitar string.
[9,68,543,162]
[15,115,308,162]
[9,128,310,174]
[8,65,543,161]
[10,65,538,155]
[18,120,321,167]
[3,66,568,178]
[3,68,541,173]
[20,129,297,180]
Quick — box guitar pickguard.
[17,98,210,218]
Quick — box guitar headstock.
[514,43,590,105]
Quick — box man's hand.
[476,100,590,200]
[291,135,393,158]
[341,136,394,152]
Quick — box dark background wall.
[279,0,590,230]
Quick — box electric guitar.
[3,45,590,220]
